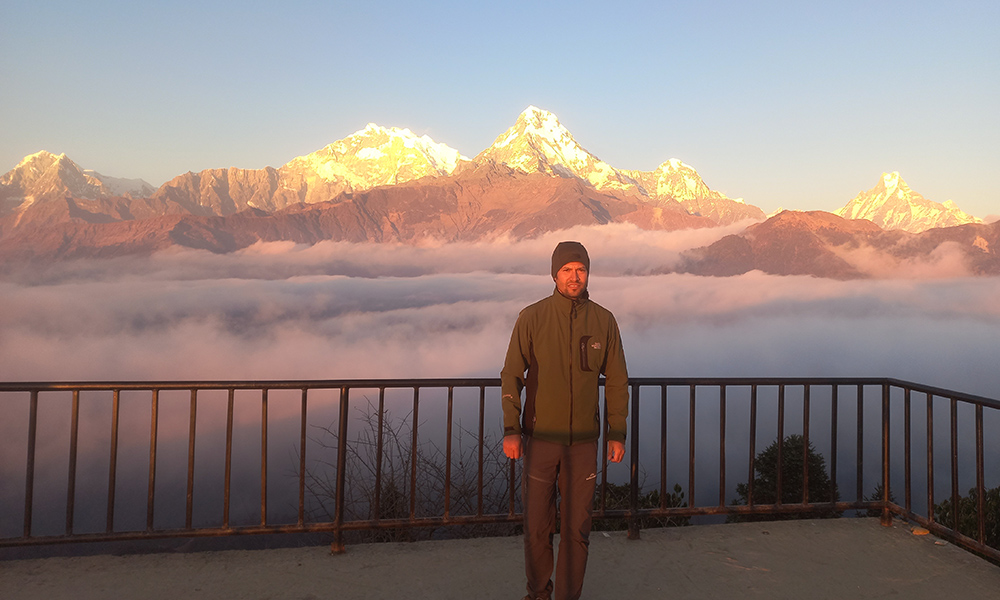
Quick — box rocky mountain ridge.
[0,161,712,260]
[681,210,999,278]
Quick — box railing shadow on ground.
[1,378,997,564]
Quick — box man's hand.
[503,434,523,460]
[607,440,625,463]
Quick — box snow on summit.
[477,106,640,193]
[835,172,982,233]
[336,123,465,173]
[517,106,579,153]
[282,123,467,188]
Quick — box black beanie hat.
[551,241,590,279]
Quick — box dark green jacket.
[501,289,629,445]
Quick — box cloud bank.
[1,224,998,398]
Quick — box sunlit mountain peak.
[836,172,981,233]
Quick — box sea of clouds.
[2,223,999,396]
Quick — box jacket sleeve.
[602,314,629,443]
[499,311,529,437]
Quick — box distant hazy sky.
[2,1,997,216]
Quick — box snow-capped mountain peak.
[477,106,640,193]
[2,151,155,201]
[653,159,712,200]
[509,106,575,150]
[281,123,468,189]
[351,123,467,173]
[490,106,590,167]
[622,158,763,224]
[12,150,70,177]
[1,150,106,204]
[835,172,981,233]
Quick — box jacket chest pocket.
[578,335,604,372]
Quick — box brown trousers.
[522,436,599,600]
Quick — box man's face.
[555,261,588,299]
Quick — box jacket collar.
[552,287,590,308]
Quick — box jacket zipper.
[569,299,576,444]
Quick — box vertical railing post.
[186,389,197,530]
[688,384,696,509]
[830,385,838,504]
[297,388,307,527]
[975,404,985,544]
[856,384,864,507]
[926,393,935,523]
[881,383,892,526]
[260,388,268,528]
[718,385,726,508]
[747,385,757,507]
[628,382,640,540]
[374,388,386,523]
[331,386,350,554]
[409,387,420,522]
[802,385,810,505]
[147,389,159,532]
[477,386,485,517]
[659,384,668,511]
[107,389,121,534]
[66,390,80,535]
[445,387,454,521]
[776,385,785,507]
[23,390,38,538]
[904,387,912,514]
[950,397,959,533]
[223,388,234,529]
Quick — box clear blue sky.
[2,0,997,216]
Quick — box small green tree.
[934,485,1000,549]
[863,482,898,518]
[729,434,840,522]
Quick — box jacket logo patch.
[591,341,601,350]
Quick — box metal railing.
[1,378,998,562]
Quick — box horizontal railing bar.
[0,379,503,392]
[4,377,996,408]
[891,505,1000,564]
[0,514,526,548]
[618,501,875,518]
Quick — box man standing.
[501,241,629,600]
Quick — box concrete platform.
[2,518,999,599]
